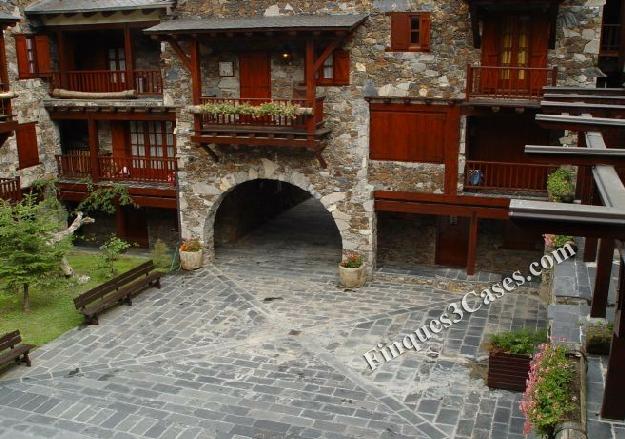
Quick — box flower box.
[487,351,532,392]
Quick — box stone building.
[0,0,611,274]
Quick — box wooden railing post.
[551,66,558,87]
[87,119,100,182]
[466,64,473,100]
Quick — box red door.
[239,52,271,99]
[435,216,469,268]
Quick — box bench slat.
[0,331,21,352]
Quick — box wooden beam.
[590,238,615,318]
[374,190,510,208]
[523,145,625,167]
[167,38,192,72]
[313,38,342,72]
[374,199,510,220]
[601,256,625,419]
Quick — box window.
[130,121,175,159]
[388,12,431,52]
[15,122,39,169]
[369,103,455,163]
[316,49,350,86]
[14,35,50,79]
[108,48,126,84]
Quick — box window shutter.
[390,13,411,51]
[333,49,350,85]
[16,122,40,169]
[34,35,51,74]
[14,35,31,78]
[419,13,432,51]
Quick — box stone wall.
[164,0,603,266]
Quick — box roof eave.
[25,3,173,16]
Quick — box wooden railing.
[198,97,324,131]
[466,65,558,100]
[56,153,176,185]
[601,24,621,55]
[464,160,558,192]
[0,176,21,202]
[51,70,163,95]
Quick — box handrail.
[466,65,558,100]
[465,160,558,192]
[0,176,21,202]
[50,70,163,95]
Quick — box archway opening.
[214,179,342,269]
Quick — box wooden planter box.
[487,351,531,392]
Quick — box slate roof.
[25,0,174,15]
[144,14,369,34]
[0,11,20,23]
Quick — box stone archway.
[211,179,343,268]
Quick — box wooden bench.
[0,330,34,371]
[73,260,162,325]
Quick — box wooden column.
[123,26,135,91]
[190,38,202,134]
[466,212,479,276]
[601,255,625,419]
[304,38,315,137]
[591,238,615,318]
[56,30,67,89]
[87,118,100,182]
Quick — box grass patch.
[0,249,148,346]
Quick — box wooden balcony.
[464,160,558,193]
[466,65,558,101]
[600,24,621,57]
[0,176,21,202]
[50,70,163,96]
[56,153,176,186]
[193,97,330,167]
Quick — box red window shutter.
[16,122,40,169]
[333,49,350,85]
[34,35,51,74]
[14,35,31,79]
[419,13,432,51]
[390,13,411,51]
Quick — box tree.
[0,195,71,312]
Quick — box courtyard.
[0,201,586,439]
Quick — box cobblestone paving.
[0,201,565,439]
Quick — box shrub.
[151,239,175,272]
[547,168,574,202]
[340,252,364,268]
[98,235,131,277]
[586,322,613,355]
[544,234,574,250]
[180,238,202,252]
[198,101,302,118]
[486,329,548,355]
[520,344,576,437]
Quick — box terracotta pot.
[338,264,366,288]
[487,351,531,392]
[179,249,203,270]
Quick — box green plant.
[520,344,576,437]
[340,252,364,269]
[198,101,302,118]
[547,168,575,202]
[0,195,71,312]
[98,235,131,277]
[151,238,175,272]
[553,235,573,249]
[586,322,613,355]
[77,180,136,215]
[486,329,548,355]
[180,238,202,252]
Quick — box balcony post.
[466,212,478,276]
[123,25,135,91]
[87,118,100,182]
[551,66,558,87]
[466,64,473,100]
[190,37,202,133]
[305,38,316,137]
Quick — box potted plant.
[338,251,366,288]
[179,238,203,270]
[547,168,575,203]
[484,329,548,392]
[585,322,613,355]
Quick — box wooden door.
[239,52,271,99]
[498,16,531,92]
[435,216,469,268]
[111,121,130,157]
